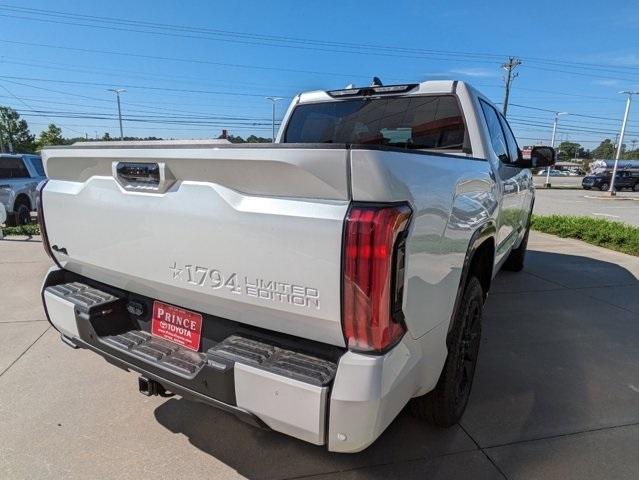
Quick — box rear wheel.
[6,201,31,227]
[599,182,609,192]
[633,183,639,192]
[15,203,31,225]
[409,276,483,427]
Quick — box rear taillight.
[342,203,412,353]
[37,180,60,267]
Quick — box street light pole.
[545,112,568,188]
[609,91,638,196]
[265,96,283,142]
[108,88,126,140]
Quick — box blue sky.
[1,0,638,148]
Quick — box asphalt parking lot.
[534,188,639,226]
[2,233,639,479]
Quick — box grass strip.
[531,214,639,256]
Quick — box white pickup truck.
[39,80,554,453]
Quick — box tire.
[633,183,639,192]
[409,276,483,427]
[7,202,31,227]
[599,183,609,192]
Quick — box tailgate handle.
[116,162,160,186]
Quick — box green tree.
[0,106,36,153]
[558,141,581,160]
[37,123,64,149]
[592,139,616,159]
[225,134,245,143]
[246,134,272,143]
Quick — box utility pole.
[501,57,521,117]
[609,91,638,196]
[545,112,568,188]
[108,88,126,140]
[4,118,13,153]
[265,96,283,142]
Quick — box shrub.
[1,223,41,236]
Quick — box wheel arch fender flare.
[446,221,496,337]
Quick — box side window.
[479,100,509,163]
[13,159,29,178]
[0,158,30,178]
[30,158,45,177]
[0,159,10,179]
[497,112,520,163]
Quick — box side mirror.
[531,146,556,168]
[514,146,556,169]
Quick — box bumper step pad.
[45,282,119,314]
[209,335,337,386]
[102,331,206,377]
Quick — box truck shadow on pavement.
[153,249,639,480]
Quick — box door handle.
[504,184,516,193]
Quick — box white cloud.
[608,54,639,67]
[593,79,620,87]
[450,67,499,78]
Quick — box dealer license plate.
[151,301,202,351]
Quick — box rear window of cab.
[283,95,469,152]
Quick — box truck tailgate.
[41,145,350,346]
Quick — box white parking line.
[592,213,620,218]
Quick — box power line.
[0,39,392,82]
[0,5,505,64]
[0,75,288,98]
[0,57,301,93]
[509,103,639,125]
[0,11,503,65]
[0,5,639,79]
[1,3,637,76]
[0,82,84,135]
[523,64,639,83]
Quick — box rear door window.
[0,157,30,179]
[479,100,509,163]
[284,95,469,152]
[497,112,520,163]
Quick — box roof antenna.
[371,77,383,87]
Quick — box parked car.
[38,80,555,452]
[537,168,568,176]
[582,171,639,191]
[0,154,45,225]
